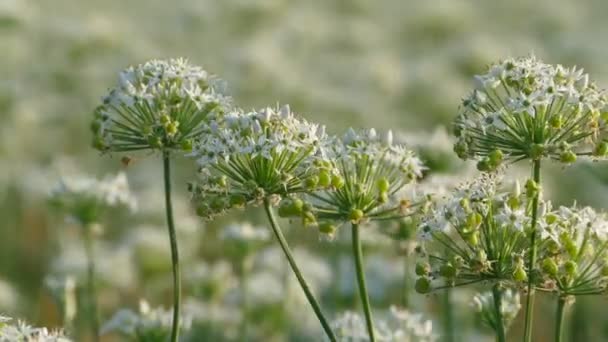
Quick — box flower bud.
[560,150,577,164]
[378,191,388,204]
[377,178,390,193]
[181,139,193,151]
[305,175,319,189]
[349,208,364,223]
[525,179,539,198]
[542,258,558,277]
[229,194,247,208]
[564,260,577,276]
[513,266,528,282]
[415,277,432,294]
[453,140,468,159]
[489,149,504,166]
[147,136,163,148]
[415,262,431,276]
[594,141,608,157]
[331,174,345,189]
[319,222,337,235]
[317,170,332,188]
[476,158,492,172]
[550,115,563,129]
[439,263,457,278]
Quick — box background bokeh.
[2,0,608,340]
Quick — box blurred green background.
[3,0,608,341]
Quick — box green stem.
[402,257,410,308]
[492,284,506,342]
[555,297,568,342]
[523,159,541,342]
[351,223,376,342]
[163,151,181,342]
[262,199,336,342]
[240,256,250,342]
[443,288,454,342]
[83,226,99,342]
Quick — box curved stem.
[262,199,336,342]
[492,284,506,342]
[83,226,99,342]
[523,159,541,342]
[555,297,568,342]
[163,151,181,342]
[351,223,376,342]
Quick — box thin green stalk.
[402,257,410,308]
[492,284,506,342]
[262,199,336,342]
[240,256,250,341]
[163,151,181,342]
[555,297,568,342]
[83,226,99,342]
[351,223,376,342]
[443,288,454,342]
[523,159,541,342]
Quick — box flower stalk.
[83,225,99,342]
[263,199,336,342]
[492,284,506,342]
[523,159,541,342]
[163,151,181,342]
[555,297,569,342]
[351,223,376,342]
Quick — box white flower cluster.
[298,128,423,234]
[537,205,608,295]
[0,316,71,342]
[189,105,334,218]
[92,58,229,152]
[454,55,608,166]
[49,172,137,224]
[415,174,539,292]
[472,288,521,330]
[329,306,436,342]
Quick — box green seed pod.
[319,222,337,235]
[305,175,319,189]
[415,262,431,276]
[181,139,193,151]
[513,266,528,282]
[453,140,468,159]
[229,194,247,208]
[489,149,504,166]
[317,170,332,188]
[525,179,539,198]
[564,260,577,276]
[476,158,492,172]
[560,150,577,164]
[439,263,457,278]
[415,277,432,294]
[377,178,390,193]
[466,231,479,246]
[160,113,171,124]
[594,141,608,157]
[542,258,558,277]
[349,208,364,222]
[147,135,163,148]
[331,174,345,189]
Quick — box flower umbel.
[454,55,608,169]
[296,128,424,235]
[91,58,229,153]
[189,104,333,218]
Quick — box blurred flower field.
[4,0,608,341]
